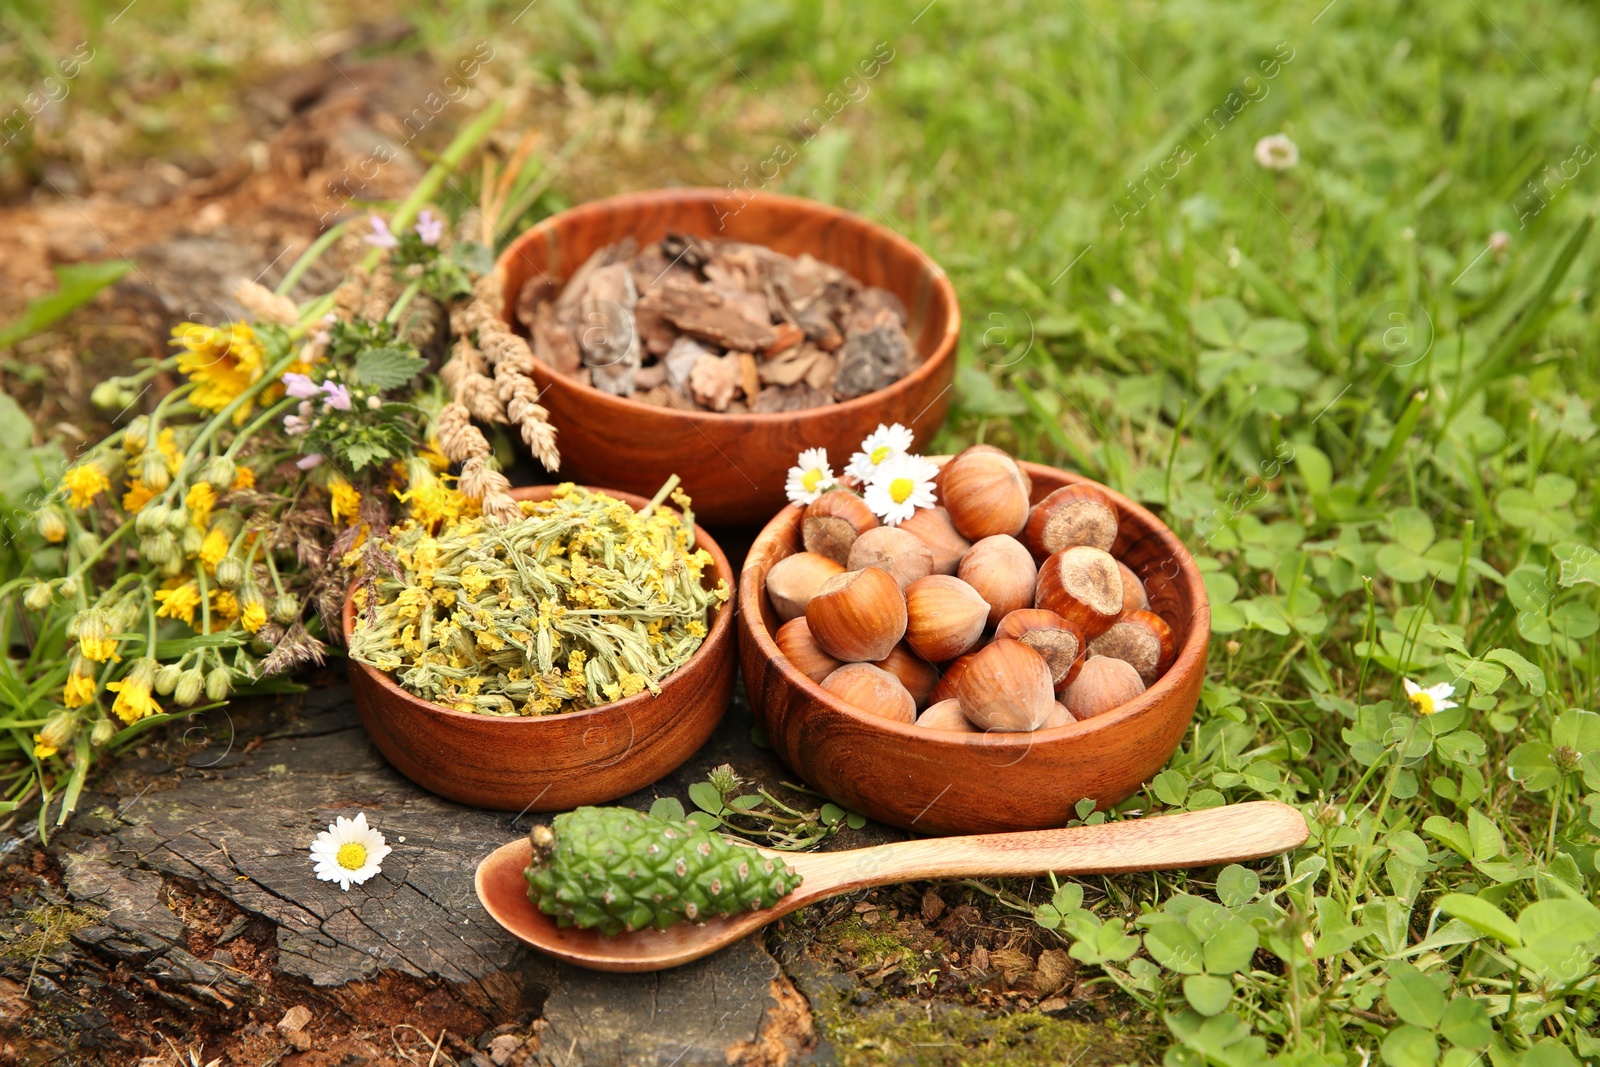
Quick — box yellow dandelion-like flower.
[33,735,58,760]
[170,321,269,422]
[122,478,154,513]
[198,527,229,570]
[79,635,121,663]
[185,482,216,530]
[107,676,161,724]
[63,671,97,709]
[156,427,183,472]
[62,464,111,509]
[330,479,362,526]
[395,480,470,528]
[155,583,202,626]
[212,589,241,620]
[240,600,267,633]
[231,466,256,491]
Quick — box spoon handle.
[794,802,1307,896]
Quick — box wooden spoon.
[475,801,1307,972]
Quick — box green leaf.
[1521,1039,1582,1067]
[687,781,725,815]
[1466,807,1503,861]
[0,394,34,451]
[728,794,765,810]
[649,796,686,821]
[819,803,846,826]
[1215,865,1259,907]
[1436,893,1521,946]
[1202,917,1259,974]
[1422,816,1473,858]
[1296,441,1332,500]
[1150,769,1189,807]
[1385,964,1447,1029]
[0,260,134,347]
[1438,997,1492,1050]
[1553,542,1600,588]
[1189,296,1249,347]
[1485,648,1547,696]
[1144,920,1205,974]
[1380,1025,1439,1067]
[1376,544,1431,584]
[1389,507,1436,552]
[1182,974,1233,1017]
[1239,317,1309,357]
[1507,741,1561,792]
[352,345,427,390]
[1553,708,1600,754]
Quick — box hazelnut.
[904,575,989,663]
[915,698,975,732]
[873,643,940,709]
[765,551,845,622]
[1023,484,1119,558]
[1062,655,1146,720]
[1040,702,1075,729]
[930,652,976,705]
[848,526,935,591]
[1118,561,1150,613]
[954,638,1056,732]
[957,534,1037,626]
[1088,609,1175,684]
[1035,546,1124,639]
[806,567,907,662]
[995,608,1085,687]
[775,617,843,684]
[822,663,916,723]
[935,445,1031,541]
[896,506,972,575]
[802,490,879,565]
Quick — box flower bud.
[205,666,231,702]
[203,456,236,487]
[166,506,190,533]
[141,532,175,565]
[181,525,204,556]
[36,507,67,543]
[215,557,245,588]
[124,415,150,454]
[71,609,104,642]
[91,380,124,410]
[272,592,300,623]
[175,668,205,706]
[39,712,76,750]
[23,582,53,611]
[155,662,183,695]
[140,453,171,493]
[161,553,184,577]
[58,576,79,599]
[90,718,117,746]
[136,503,170,535]
[74,530,100,556]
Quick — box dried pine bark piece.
[753,382,831,412]
[833,324,910,400]
[641,278,778,352]
[578,262,641,396]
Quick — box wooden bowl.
[343,485,736,811]
[736,461,1210,835]
[492,188,961,527]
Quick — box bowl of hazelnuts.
[736,442,1209,835]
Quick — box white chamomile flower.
[846,423,915,481]
[1254,133,1299,171]
[1402,678,1457,717]
[785,448,836,507]
[863,453,939,527]
[310,812,392,891]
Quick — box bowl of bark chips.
[493,188,961,526]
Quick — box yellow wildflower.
[330,479,361,526]
[155,583,202,626]
[107,675,161,725]
[395,480,470,527]
[32,735,58,760]
[212,589,240,620]
[122,478,154,513]
[185,482,216,530]
[63,671,97,708]
[156,427,183,472]
[240,600,268,633]
[170,321,270,422]
[460,565,491,597]
[231,466,256,490]
[394,587,431,621]
[79,634,121,663]
[198,527,229,570]
[62,464,111,509]
[418,438,451,471]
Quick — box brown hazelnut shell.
[957,534,1038,627]
[848,526,935,592]
[822,662,916,723]
[765,551,845,622]
[914,698,976,732]
[995,608,1086,688]
[935,445,1031,541]
[1088,609,1176,684]
[872,643,940,709]
[805,567,907,663]
[903,574,989,663]
[1062,655,1146,720]
[1022,484,1120,559]
[775,617,844,684]
[1034,546,1124,639]
[954,638,1056,732]
[802,489,879,565]
[897,506,972,575]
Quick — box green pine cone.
[523,806,802,936]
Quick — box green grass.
[7,0,1600,1063]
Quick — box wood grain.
[476,801,1306,972]
[737,460,1211,835]
[343,485,736,811]
[492,188,962,526]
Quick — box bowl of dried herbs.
[343,478,736,810]
[491,187,961,526]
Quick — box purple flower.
[282,372,319,399]
[296,453,324,470]
[365,215,398,249]
[283,413,311,435]
[415,209,443,246]
[320,381,352,411]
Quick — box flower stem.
[276,219,352,297]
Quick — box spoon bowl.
[475,801,1308,972]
